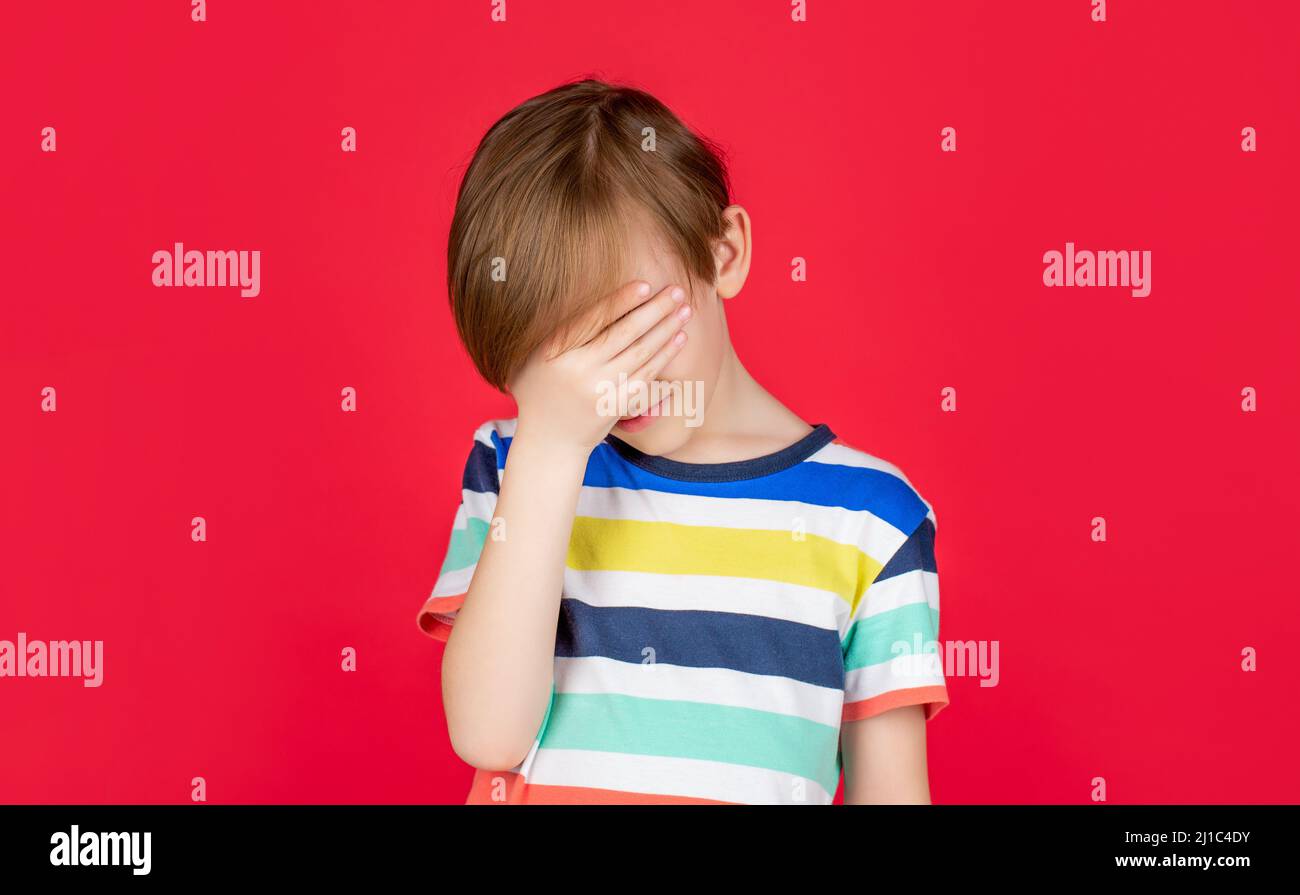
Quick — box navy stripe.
[555,598,844,690]
[461,438,500,494]
[493,435,927,533]
[874,517,937,584]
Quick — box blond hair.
[447,78,732,391]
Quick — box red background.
[3,1,1297,804]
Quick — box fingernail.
[673,331,687,345]
[671,287,686,302]
[637,282,652,296]
[677,305,692,320]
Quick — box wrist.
[507,424,595,471]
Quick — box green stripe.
[539,692,841,793]
[841,602,940,671]
[440,517,490,573]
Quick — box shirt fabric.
[417,418,948,804]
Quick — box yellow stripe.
[567,517,881,609]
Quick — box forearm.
[440,432,590,770]
[439,279,689,771]
[841,705,931,804]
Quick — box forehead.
[620,206,686,286]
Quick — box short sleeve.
[841,509,949,722]
[416,421,504,641]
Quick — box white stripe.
[552,655,844,727]
[856,569,939,621]
[844,652,946,704]
[520,748,834,805]
[430,563,474,599]
[562,568,844,631]
[807,443,910,482]
[472,417,516,447]
[579,487,855,542]
[459,488,496,522]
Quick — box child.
[417,79,948,804]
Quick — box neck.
[663,341,812,463]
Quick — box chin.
[611,413,696,456]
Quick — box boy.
[417,79,948,804]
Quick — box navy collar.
[603,423,835,483]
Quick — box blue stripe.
[555,598,844,690]
[493,435,927,533]
[489,429,508,465]
[874,517,937,584]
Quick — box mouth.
[614,392,670,434]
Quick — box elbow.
[447,725,533,772]
[441,648,544,772]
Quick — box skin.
[441,204,932,804]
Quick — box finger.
[563,279,656,348]
[596,283,687,357]
[612,298,692,375]
[629,329,688,395]
[618,333,691,421]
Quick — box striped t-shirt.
[417,418,948,804]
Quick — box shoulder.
[803,435,935,540]
[468,417,518,454]
[460,418,517,493]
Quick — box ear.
[713,205,752,300]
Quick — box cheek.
[660,317,716,383]
[660,326,702,382]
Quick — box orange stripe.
[416,593,466,641]
[464,770,733,805]
[842,685,949,723]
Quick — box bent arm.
[440,433,589,771]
